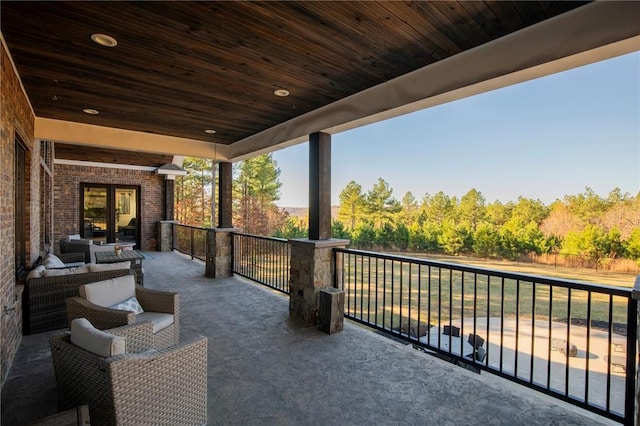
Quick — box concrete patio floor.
[2,251,617,425]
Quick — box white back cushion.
[70,318,125,357]
[79,275,136,307]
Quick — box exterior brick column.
[289,238,349,325]
[205,228,241,278]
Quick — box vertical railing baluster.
[625,297,638,425]
[530,282,536,384]
[367,256,372,323]
[398,261,403,335]
[383,260,387,330]
[472,273,477,361]
[427,266,431,347]
[375,257,379,327]
[360,255,364,321]
[515,279,520,377]
[417,264,422,344]
[461,271,465,357]
[500,277,505,373]
[391,260,395,331]
[438,268,442,348]
[485,275,490,366]
[190,227,195,260]
[606,294,613,413]
[565,288,572,397]
[547,285,553,390]
[585,291,592,404]
[448,269,452,354]
[408,263,412,341]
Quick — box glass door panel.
[83,186,109,244]
[115,187,137,244]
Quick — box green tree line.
[283,180,640,267]
[178,155,640,268]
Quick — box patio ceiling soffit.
[228,1,640,161]
[27,1,640,162]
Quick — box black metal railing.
[172,224,208,261]
[334,248,637,425]
[232,233,290,294]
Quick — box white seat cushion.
[89,261,131,272]
[70,318,125,357]
[135,312,174,333]
[79,275,136,307]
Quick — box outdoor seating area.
[2,251,617,425]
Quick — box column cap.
[214,227,243,233]
[289,238,350,248]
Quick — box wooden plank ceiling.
[1,1,588,148]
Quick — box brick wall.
[53,163,166,252]
[1,42,36,386]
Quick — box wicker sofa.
[23,265,134,335]
[50,321,207,426]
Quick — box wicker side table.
[94,250,145,285]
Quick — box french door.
[81,184,139,247]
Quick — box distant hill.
[282,206,339,219]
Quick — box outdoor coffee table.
[95,249,145,285]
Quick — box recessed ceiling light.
[204,129,216,134]
[274,89,290,97]
[83,108,99,115]
[91,33,117,47]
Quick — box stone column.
[205,227,241,278]
[289,238,349,325]
[157,220,177,252]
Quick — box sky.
[272,51,640,208]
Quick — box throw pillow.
[26,265,46,280]
[67,234,81,241]
[42,254,66,269]
[70,318,126,357]
[110,296,144,314]
[89,261,131,272]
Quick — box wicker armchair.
[50,322,207,426]
[66,276,179,348]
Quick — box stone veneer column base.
[289,238,349,326]
[206,228,242,278]
[157,221,178,252]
